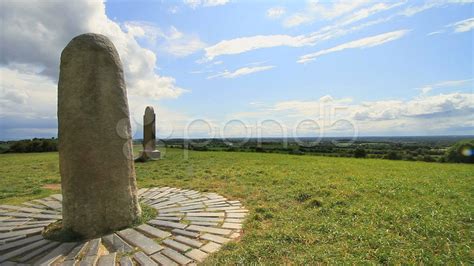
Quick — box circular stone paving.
[0,187,247,265]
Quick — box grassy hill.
[0,148,472,264]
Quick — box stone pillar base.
[136,150,161,162]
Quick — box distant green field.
[0,148,472,264]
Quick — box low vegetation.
[161,136,473,164]
[0,148,472,263]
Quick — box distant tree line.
[3,137,472,164]
[1,138,58,153]
[163,138,473,164]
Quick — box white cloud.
[183,0,229,9]
[204,35,314,60]
[207,65,275,79]
[230,92,474,136]
[283,0,372,28]
[123,22,206,57]
[427,17,474,36]
[417,79,473,94]
[1,0,186,100]
[451,17,474,32]
[0,0,189,139]
[298,29,409,63]
[204,1,404,61]
[202,0,471,61]
[0,66,56,119]
[266,7,286,19]
[400,0,473,17]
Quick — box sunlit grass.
[0,147,472,264]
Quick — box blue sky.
[0,0,473,140]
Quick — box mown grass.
[0,147,472,264]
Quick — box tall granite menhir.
[136,106,161,161]
[58,33,141,238]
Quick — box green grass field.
[0,148,472,264]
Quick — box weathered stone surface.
[86,238,101,256]
[120,256,133,266]
[102,234,133,253]
[162,239,192,252]
[36,242,77,265]
[134,251,158,266]
[0,239,51,263]
[200,241,222,253]
[171,229,200,238]
[117,228,163,255]
[186,249,208,262]
[97,253,116,266]
[0,186,248,264]
[150,253,178,266]
[0,228,42,240]
[17,241,60,263]
[136,224,171,239]
[0,234,43,252]
[199,233,230,244]
[137,106,161,161]
[174,235,203,248]
[58,33,141,238]
[161,248,192,265]
[148,220,187,230]
[64,242,88,260]
[186,225,231,236]
[221,223,242,229]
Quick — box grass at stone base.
[0,148,473,264]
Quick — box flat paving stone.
[117,228,163,255]
[79,255,99,266]
[86,238,101,256]
[64,241,88,260]
[0,234,43,252]
[0,228,42,240]
[200,242,222,253]
[226,212,247,218]
[185,217,223,222]
[0,186,248,265]
[159,204,205,213]
[150,253,178,266]
[221,223,242,229]
[199,233,230,244]
[102,234,134,253]
[0,235,26,244]
[189,221,219,226]
[136,224,172,239]
[0,239,51,263]
[162,239,192,252]
[134,251,158,266]
[148,220,187,230]
[154,216,181,221]
[186,249,208,262]
[120,256,134,266]
[35,242,77,265]
[186,225,232,236]
[17,241,60,263]
[171,229,200,238]
[97,252,116,266]
[186,212,225,217]
[174,235,203,248]
[161,248,193,265]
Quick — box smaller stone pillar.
[137,106,161,161]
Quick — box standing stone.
[136,106,161,161]
[58,33,141,238]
